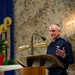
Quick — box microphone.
[33,33,46,41]
[31,33,46,55]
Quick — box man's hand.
[56,47,66,58]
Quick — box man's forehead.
[49,25,58,30]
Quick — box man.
[47,23,74,75]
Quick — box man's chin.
[51,37,56,40]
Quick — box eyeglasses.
[49,30,56,32]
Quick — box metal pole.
[31,34,34,55]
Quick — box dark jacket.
[47,37,74,69]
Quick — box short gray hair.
[50,23,61,31]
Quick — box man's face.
[49,25,60,40]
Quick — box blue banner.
[0,0,14,75]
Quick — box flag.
[0,0,14,75]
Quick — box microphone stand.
[31,34,34,55]
[31,33,46,55]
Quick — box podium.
[17,55,64,75]
[21,66,46,75]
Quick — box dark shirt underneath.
[47,37,74,69]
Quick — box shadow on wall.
[72,51,75,64]
[68,51,75,75]
[68,64,75,75]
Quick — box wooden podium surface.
[21,66,46,75]
[18,55,64,75]
[17,55,64,68]
[27,55,64,68]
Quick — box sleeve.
[64,41,74,64]
[46,45,50,54]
